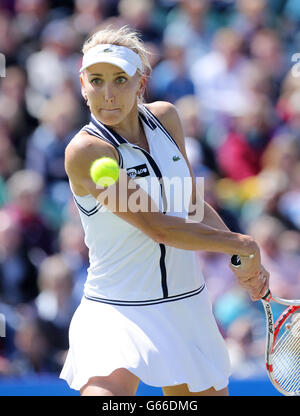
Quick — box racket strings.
[272,311,300,395]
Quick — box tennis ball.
[90,157,119,187]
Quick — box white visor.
[79,44,143,76]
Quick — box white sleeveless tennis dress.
[60,105,231,392]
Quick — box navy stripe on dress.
[84,283,205,306]
[142,105,181,151]
[138,109,157,130]
[91,114,127,146]
[74,197,101,217]
[82,127,123,168]
[159,244,168,298]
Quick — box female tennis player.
[60,26,269,396]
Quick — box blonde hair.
[82,25,152,78]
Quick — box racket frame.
[261,290,300,396]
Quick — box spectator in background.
[247,215,300,298]
[197,251,238,305]
[0,66,38,160]
[278,228,300,256]
[276,69,300,123]
[71,0,108,38]
[283,0,300,37]
[0,119,20,181]
[25,92,82,211]
[11,0,51,64]
[204,173,244,233]
[163,0,215,67]
[118,0,162,44]
[0,118,20,207]
[149,40,194,102]
[58,221,89,305]
[0,210,38,305]
[34,254,77,367]
[276,88,300,149]
[216,94,274,181]
[225,316,265,379]
[190,28,250,125]
[4,170,54,263]
[260,132,299,185]
[256,131,300,230]
[230,0,273,46]
[25,17,82,118]
[0,9,19,66]
[277,162,300,230]
[249,28,287,102]
[242,59,274,95]
[174,95,217,176]
[11,317,59,375]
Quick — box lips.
[101,108,120,111]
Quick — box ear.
[80,74,88,102]
[138,75,147,97]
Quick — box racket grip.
[261,289,271,300]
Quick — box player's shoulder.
[144,101,181,128]
[67,130,117,157]
[65,130,118,175]
[144,101,184,148]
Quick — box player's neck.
[110,105,143,144]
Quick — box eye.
[90,78,103,86]
[115,76,127,84]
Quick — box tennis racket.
[231,255,300,396]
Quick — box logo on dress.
[127,164,150,179]
[172,155,181,161]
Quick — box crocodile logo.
[173,155,181,162]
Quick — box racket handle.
[231,254,241,267]
[261,289,271,301]
[231,254,255,268]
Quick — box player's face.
[81,62,142,126]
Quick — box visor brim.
[79,56,137,77]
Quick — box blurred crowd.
[0,0,300,384]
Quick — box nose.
[104,83,115,104]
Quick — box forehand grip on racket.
[231,255,300,305]
[230,254,269,299]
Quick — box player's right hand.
[234,264,270,301]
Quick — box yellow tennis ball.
[90,157,119,187]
